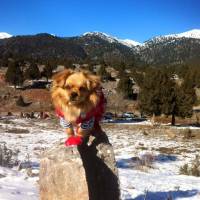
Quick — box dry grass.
[5,128,30,134]
[157,147,176,154]
[0,86,53,113]
[179,155,200,177]
[154,115,198,126]
[177,129,200,140]
[21,89,51,103]
[0,142,19,167]
[136,146,148,150]
[0,119,15,124]
[135,152,155,172]
[103,123,200,141]
[182,129,193,139]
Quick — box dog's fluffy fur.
[51,69,101,123]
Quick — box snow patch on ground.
[0,117,200,200]
[0,167,38,200]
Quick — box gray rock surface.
[39,132,120,200]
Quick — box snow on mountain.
[83,32,118,43]
[149,29,200,44]
[0,32,12,39]
[83,29,200,48]
[166,29,200,39]
[119,39,142,47]
[82,32,142,47]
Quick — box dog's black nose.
[71,92,78,100]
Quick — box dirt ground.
[0,84,52,113]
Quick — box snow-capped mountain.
[0,29,200,67]
[83,30,200,46]
[83,32,118,43]
[82,31,142,47]
[147,29,200,44]
[138,29,200,66]
[119,39,142,48]
[79,31,136,65]
[0,32,12,39]
[164,29,200,39]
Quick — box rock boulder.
[39,132,120,200]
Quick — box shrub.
[179,155,200,177]
[142,130,148,136]
[0,142,19,167]
[139,153,155,167]
[24,63,40,80]
[179,164,189,175]
[5,61,24,88]
[182,128,192,139]
[135,152,155,171]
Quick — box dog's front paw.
[65,136,83,146]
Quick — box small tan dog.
[51,69,106,146]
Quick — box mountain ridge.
[2,29,200,46]
[0,29,200,67]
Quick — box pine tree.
[42,63,53,82]
[165,74,196,125]
[24,63,40,80]
[117,62,126,78]
[139,69,196,125]
[97,65,110,81]
[5,61,24,88]
[63,59,74,69]
[176,80,196,118]
[117,73,133,99]
[159,73,178,125]
[139,69,163,116]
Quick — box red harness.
[55,91,106,126]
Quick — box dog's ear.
[86,73,101,90]
[52,69,73,88]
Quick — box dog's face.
[51,69,100,106]
[64,72,95,104]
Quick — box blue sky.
[0,0,200,42]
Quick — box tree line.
[5,60,54,88]
[4,58,200,126]
[117,65,199,125]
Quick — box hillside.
[0,33,87,63]
[0,29,200,67]
[138,33,200,66]
[69,32,135,65]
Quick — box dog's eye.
[79,86,86,91]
